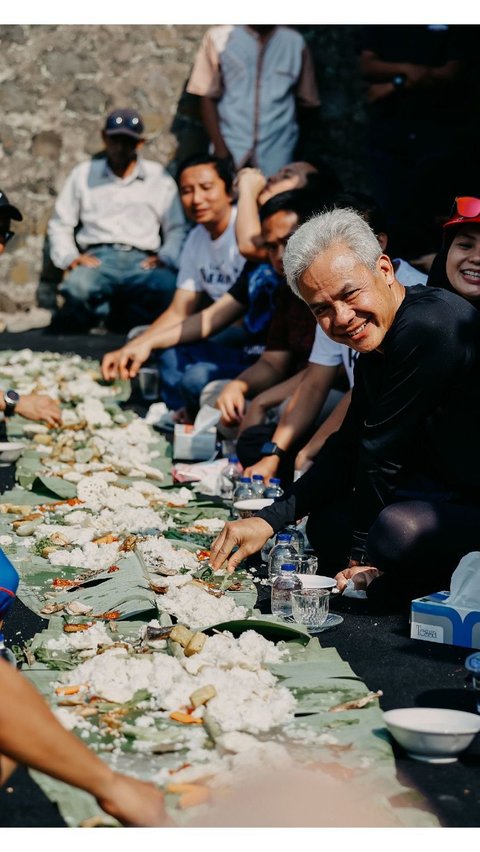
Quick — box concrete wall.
[0,24,369,314]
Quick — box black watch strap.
[260,441,286,459]
[3,389,20,417]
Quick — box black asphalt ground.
[1,327,479,828]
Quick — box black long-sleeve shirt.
[257,286,480,558]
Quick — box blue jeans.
[156,327,257,416]
[57,246,176,331]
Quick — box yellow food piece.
[189,684,216,709]
[55,685,81,696]
[169,624,194,648]
[41,546,59,557]
[33,434,54,445]
[12,514,42,529]
[169,711,203,725]
[184,632,207,657]
[92,533,118,545]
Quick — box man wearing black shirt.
[211,208,480,606]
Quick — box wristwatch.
[260,441,286,459]
[3,389,20,417]
[392,73,407,90]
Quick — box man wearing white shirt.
[102,154,248,416]
[48,108,187,333]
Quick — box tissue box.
[411,591,480,650]
[173,424,216,461]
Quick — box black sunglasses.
[0,229,14,244]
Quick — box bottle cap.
[465,652,480,674]
[277,533,292,542]
[269,478,281,485]
[280,563,296,571]
[228,456,239,463]
[240,476,252,483]
[253,474,264,481]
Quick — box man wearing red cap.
[48,108,188,333]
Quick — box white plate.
[0,441,25,463]
[284,613,343,632]
[383,707,480,762]
[309,613,344,633]
[299,574,336,590]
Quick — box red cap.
[444,197,480,229]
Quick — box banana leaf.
[34,475,78,499]
[203,616,311,643]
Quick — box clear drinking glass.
[291,588,329,630]
[293,555,318,575]
[139,367,159,401]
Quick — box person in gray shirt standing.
[48,108,188,333]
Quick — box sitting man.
[102,191,322,424]
[0,190,61,427]
[102,153,251,418]
[238,192,427,483]
[48,108,187,333]
[211,208,480,608]
[212,191,325,433]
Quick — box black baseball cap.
[0,190,23,221]
[103,108,144,140]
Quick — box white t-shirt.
[308,261,426,387]
[176,206,246,302]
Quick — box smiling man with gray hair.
[210,207,480,609]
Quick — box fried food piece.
[184,632,207,657]
[189,685,216,709]
[169,625,194,648]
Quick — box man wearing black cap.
[48,108,187,333]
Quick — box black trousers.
[305,484,480,609]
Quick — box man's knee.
[60,265,105,302]
[367,503,424,570]
[179,363,215,401]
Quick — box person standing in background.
[187,25,320,175]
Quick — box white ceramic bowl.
[233,498,273,519]
[299,574,336,590]
[0,441,25,463]
[383,707,480,763]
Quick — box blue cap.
[465,652,480,674]
[228,456,239,463]
[240,476,251,483]
[253,475,264,481]
[269,478,281,485]
[277,533,292,542]
[281,563,296,571]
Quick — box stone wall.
[0,24,369,316]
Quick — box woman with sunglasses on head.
[427,196,480,306]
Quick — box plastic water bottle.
[271,563,302,620]
[218,456,242,503]
[251,474,265,498]
[268,533,298,580]
[264,478,284,499]
[284,525,305,555]
[465,652,480,712]
[234,476,254,501]
[0,632,17,666]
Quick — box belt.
[87,243,154,253]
